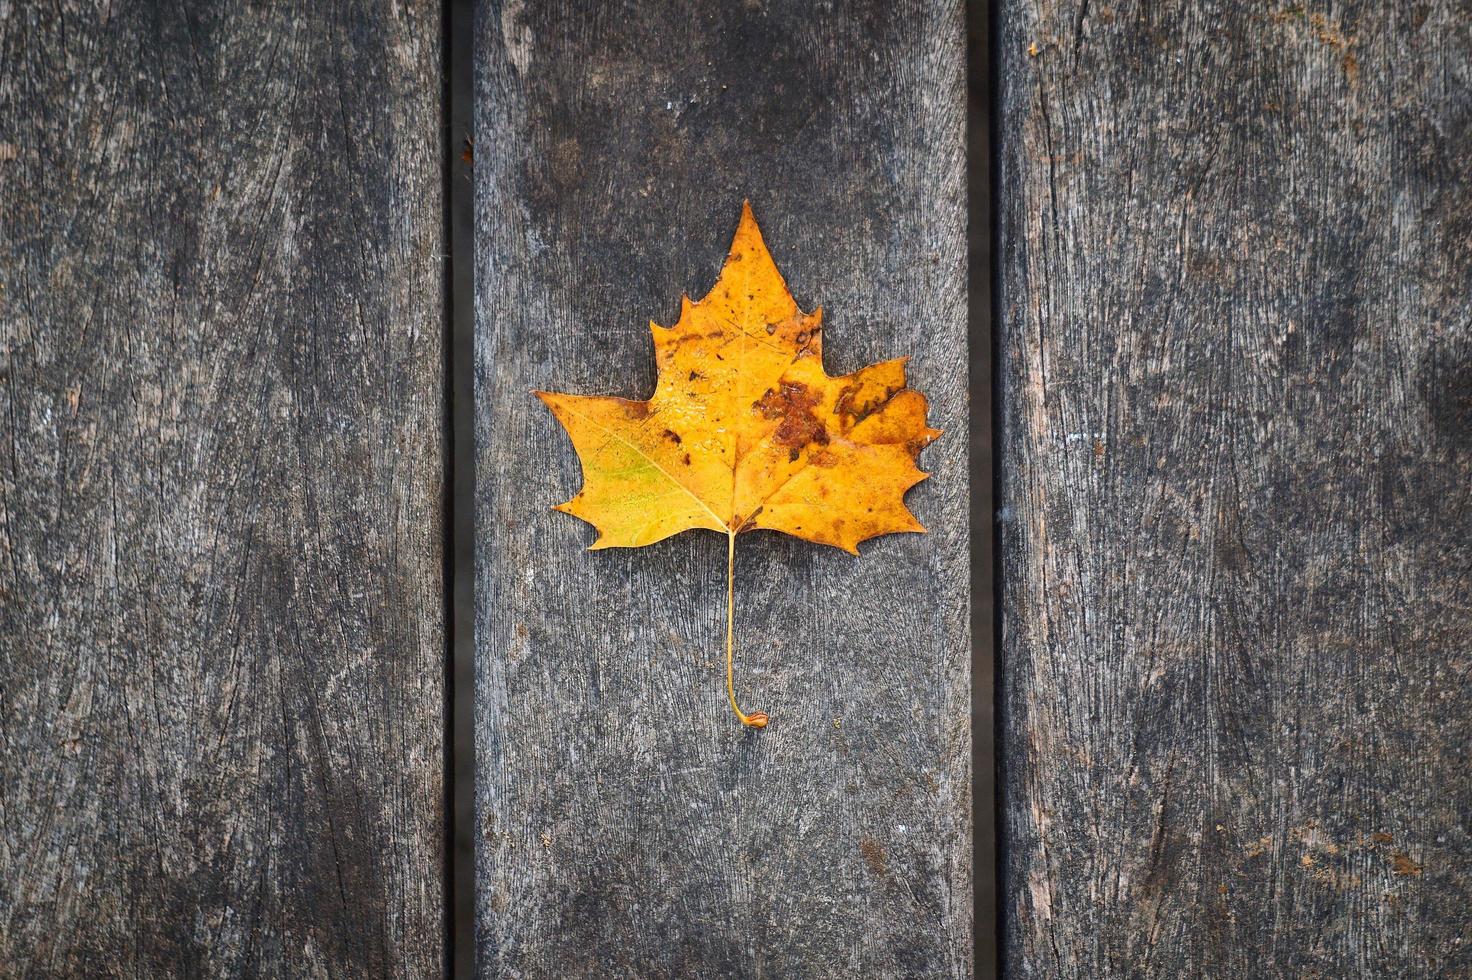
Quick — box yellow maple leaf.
[537,202,939,727]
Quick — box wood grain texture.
[997,1,1470,976]
[0,3,443,975]
[474,1,970,975]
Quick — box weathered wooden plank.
[997,1,1470,975]
[475,1,970,974]
[0,3,443,975]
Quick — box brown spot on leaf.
[765,322,777,335]
[683,453,692,466]
[837,379,903,426]
[620,401,650,420]
[788,447,800,462]
[757,382,829,448]
[663,429,682,444]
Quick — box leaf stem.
[725,528,768,729]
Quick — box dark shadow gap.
[967,0,999,976]
[444,0,476,977]
[985,0,1007,974]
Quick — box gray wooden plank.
[0,3,444,975]
[474,1,970,974]
[997,1,1471,975]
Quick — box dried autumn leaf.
[537,202,939,727]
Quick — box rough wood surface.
[0,3,444,975]
[474,1,970,974]
[997,1,1471,976]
